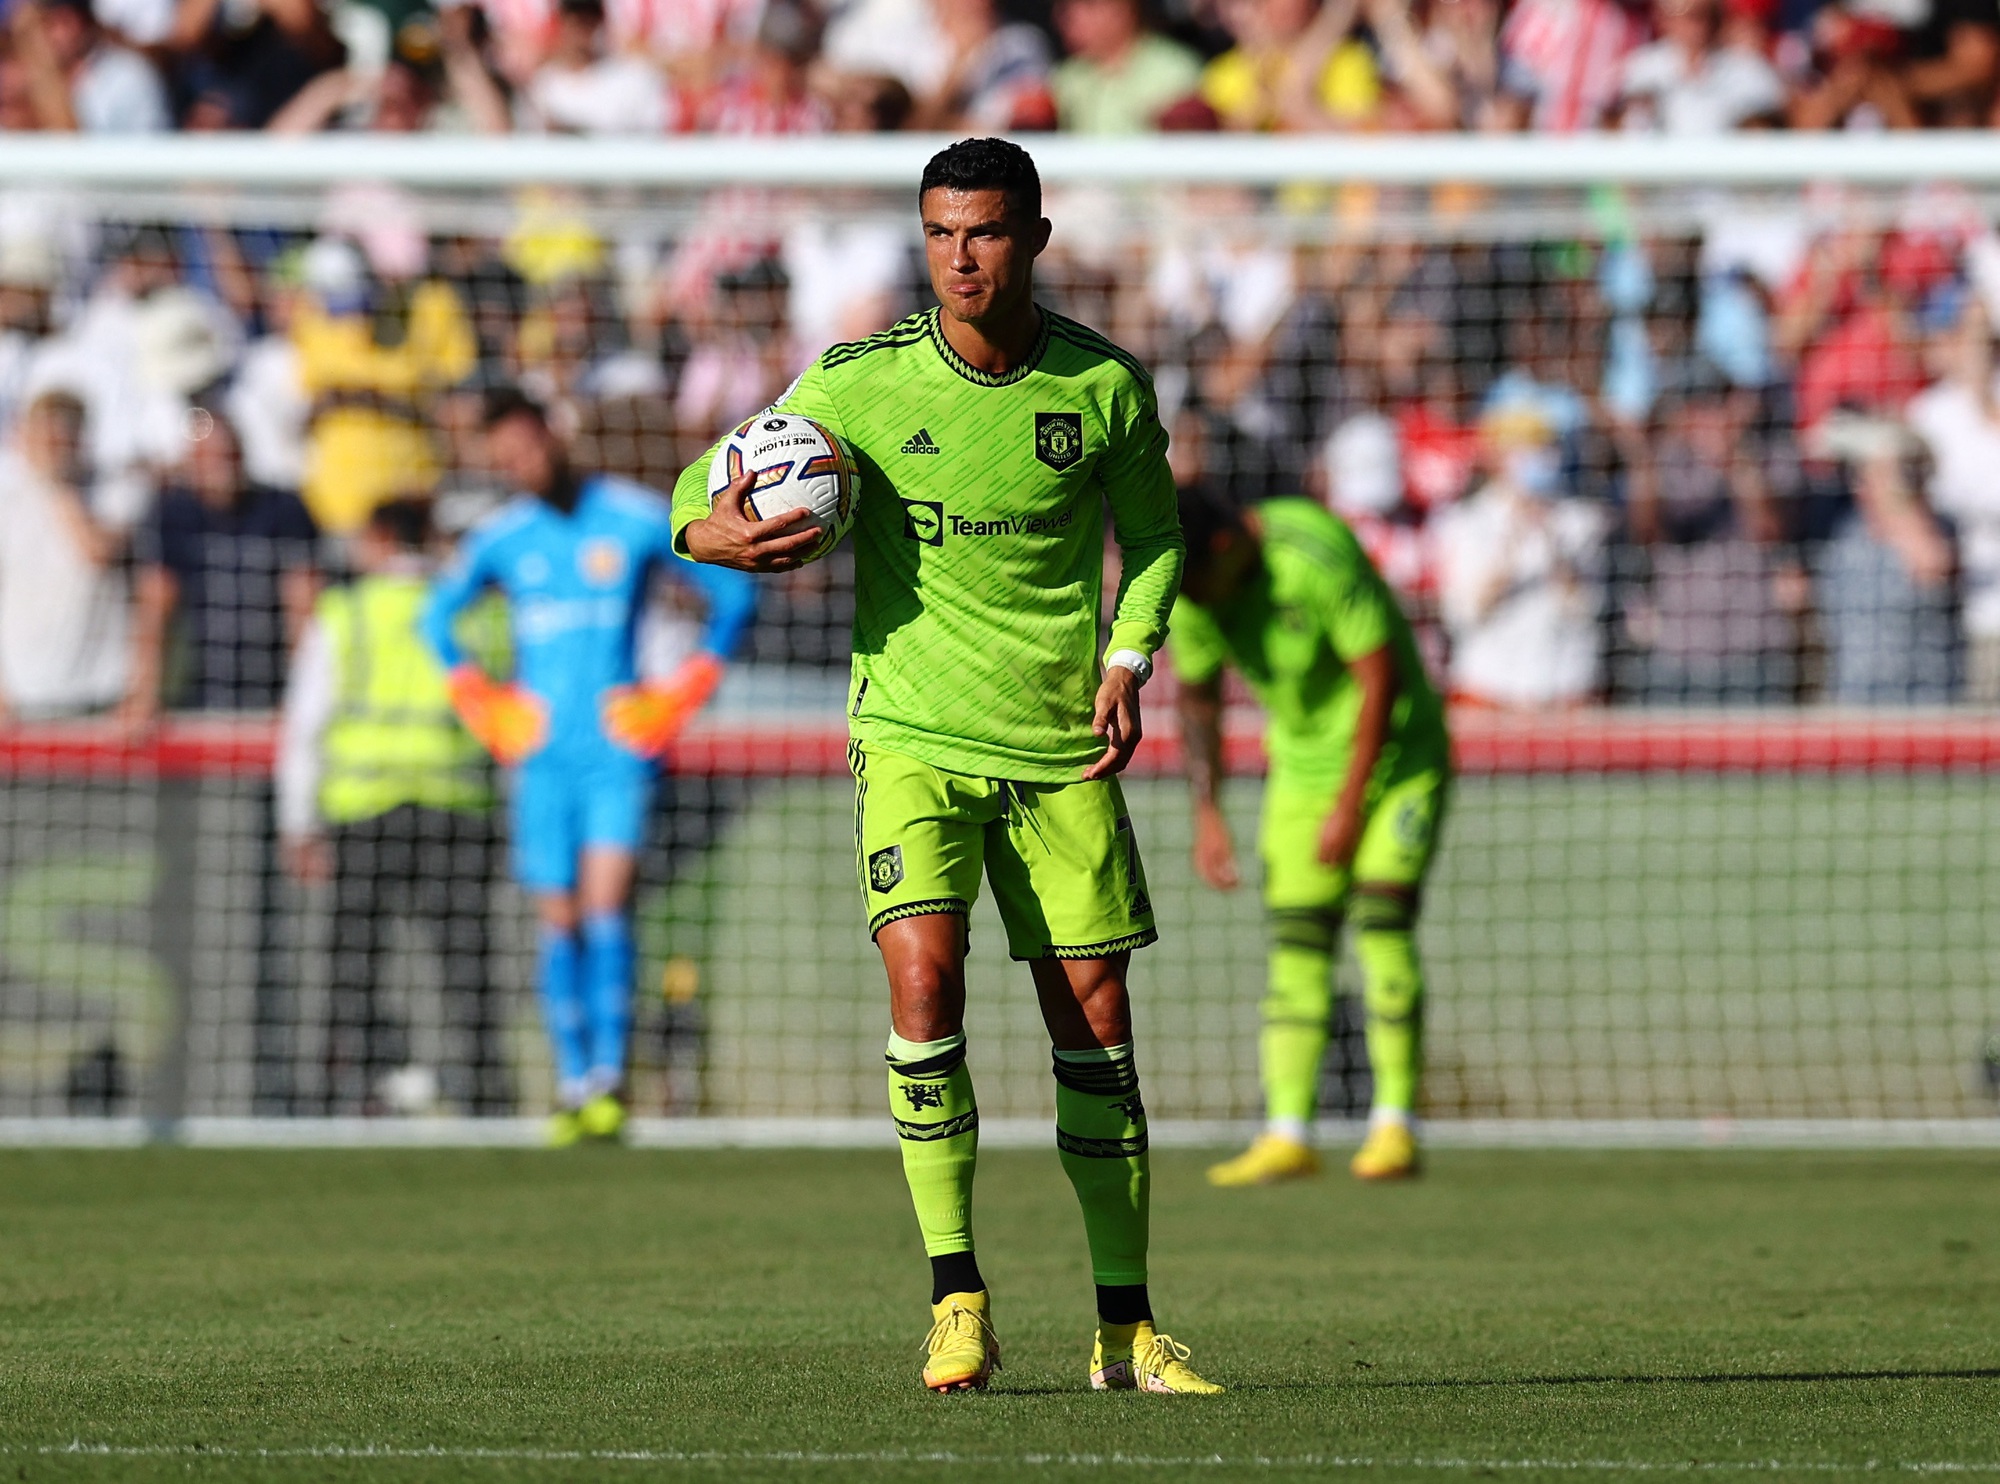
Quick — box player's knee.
[536,892,580,934]
[1269,905,1342,956]
[1349,886,1417,935]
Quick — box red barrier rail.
[2,710,1997,781]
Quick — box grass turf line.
[2,1149,1996,1483]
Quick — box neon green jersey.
[672,307,1184,782]
[1168,498,1449,792]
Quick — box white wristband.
[1107,649,1153,685]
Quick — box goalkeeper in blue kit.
[424,390,756,1144]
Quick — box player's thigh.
[509,765,582,894]
[987,775,1157,962]
[1258,776,1349,916]
[852,743,993,939]
[578,760,654,858]
[1351,767,1450,897]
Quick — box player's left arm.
[1087,375,1187,781]
[1318,567,1402,870]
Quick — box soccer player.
[1171,486,1451,1186]
[672,139,1220,1396]
[423,390,756,1146]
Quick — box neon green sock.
[1052,1043,1149,1286]
[1352,893,1424,1116]
[1262,909,1340,1128]
[887,1030,978,1257]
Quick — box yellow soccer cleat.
[921,1290,1001,1393]
[578,1093,628,1143]
[546,1109,584,1148]
[1206,1132,1320,1187]
[1350,1120,1420,1181]
[1091,1321,1224,1394]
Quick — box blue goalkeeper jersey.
[422,474,756,765]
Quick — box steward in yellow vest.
[276,498,511,1116]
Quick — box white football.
[707,412,859,564]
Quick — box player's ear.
[1029,216,1052,258]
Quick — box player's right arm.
[671,361,840,572]
[422,524,548,765]
[1167,599,1239,891]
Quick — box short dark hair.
[367,497,434,552]
[481,386,548,430]
[919,138,1041,221]
[1177,483,1249,567]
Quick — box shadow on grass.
[1375,1367,2000,1389]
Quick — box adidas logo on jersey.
[900,429,941,455]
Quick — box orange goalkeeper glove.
[601,653,726,759]
[446,666,549,766]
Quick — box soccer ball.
[707,413,859,564]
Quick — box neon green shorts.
[1259,764,1450,912]
[851,741,1158,961]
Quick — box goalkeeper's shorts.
[510,752,654,892]
[1260,763,1450,913]
[850,741,1157,961]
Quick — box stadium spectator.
[1790,0,2000,129]
[1497,0,1644,130]
[1368,0,1505,130]
[1904,295,2000,702]
[168,0,346,130]
[0,390,149,718]
[277,496,510,1115]
[1622,370,1803,703]
[1775,223,1937,441]
[911,0,1055,131]
[126,407,320,720]
[267,9,509,133]
[1816,438,1958,703]
[1049,0,1203,132]
[7,0,170,131]
[1614,0,1786,133]
[699,0,830,133]
[1435,406,1609,706]
[1200,0,1382,131]
[820,0,949,97]
[291,235,477,535]
[522,0,673,134]
[21,223,212,484]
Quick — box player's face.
[921,188,1050,327]
[487,411,559,498]
[1181,528,1258,607]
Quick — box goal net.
[1,136,1996,1138]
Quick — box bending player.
[1171,487,1451,1185]
[424,389,755,1146]
[674,140,1220,1395]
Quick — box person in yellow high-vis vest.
[276,497,511,1115]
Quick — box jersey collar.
[926,305,1050,388]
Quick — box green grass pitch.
[3,1148,1997,1482]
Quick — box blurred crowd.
[4,162,2000,714]
[5,0,2000,139]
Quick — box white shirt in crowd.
[227,335,310,491]
[0,449,149,716]
[525,56,673,134]
[1435,483,1608,707]
[72,44,172,133]
[1618,40,1783,134]
[1907,373,2000,639]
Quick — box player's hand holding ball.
[602,653,726,759]
[687,415,858,573]
[447,665,549,766]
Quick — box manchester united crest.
[1035,412,1083,471]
